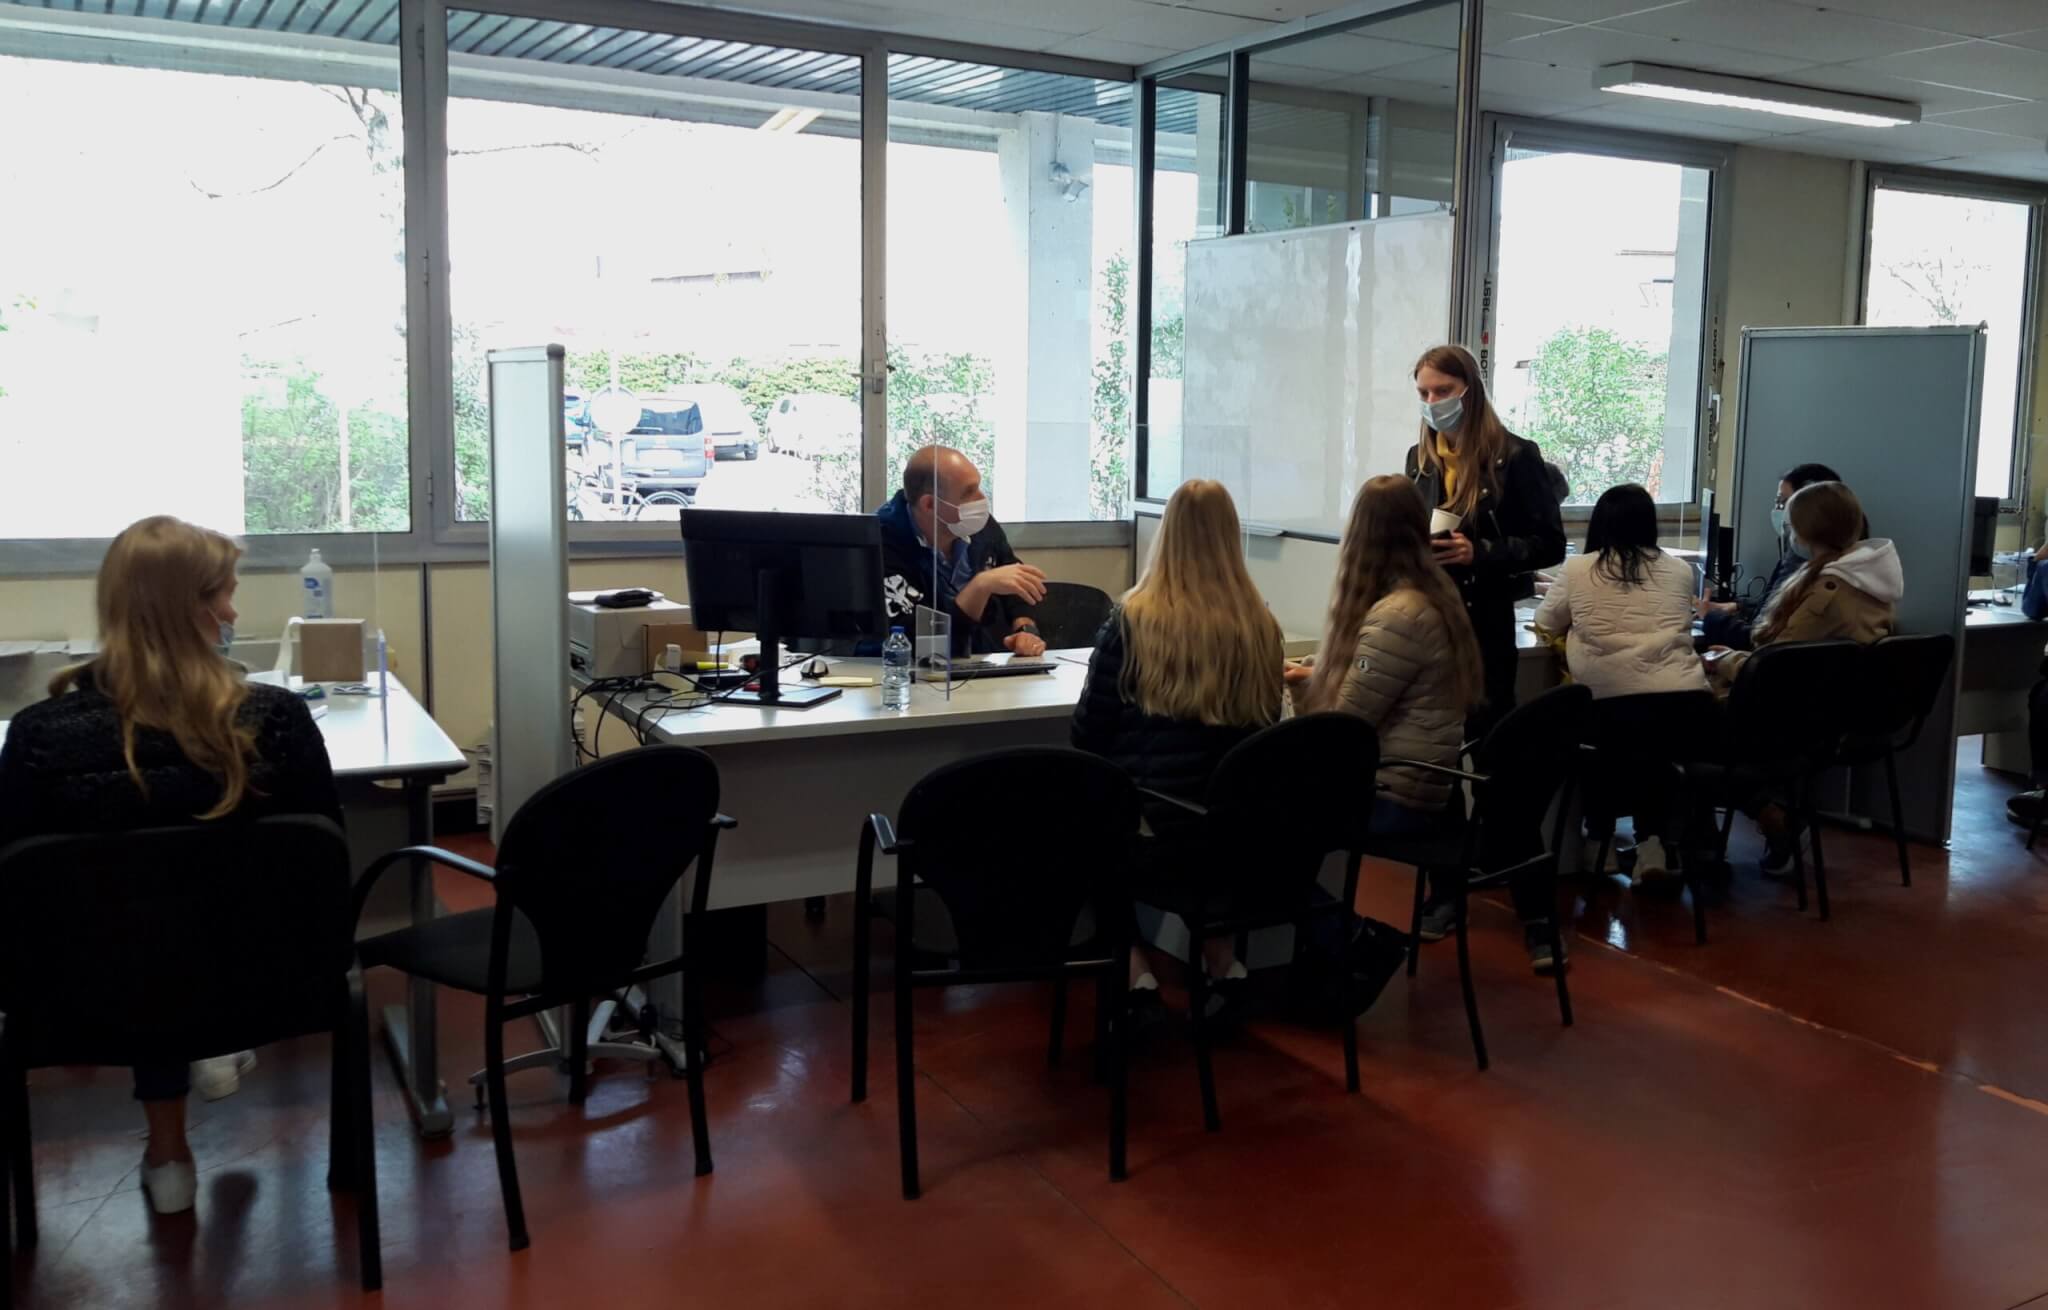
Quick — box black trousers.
[2030,662,2048,787]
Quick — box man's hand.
[968,563,1048,606]
[1431,532,1474,567]
[1004,630,1047,657]
[1696,596,1738,619]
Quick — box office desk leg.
[381,782,454,1138]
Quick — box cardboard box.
[643,620,715,671]
[300,618,367,682]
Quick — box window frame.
[1474,115,1731,521]
[1858,164,2047,512]
[0,0,1136,577]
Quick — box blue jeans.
[1372,796,1438,836]
[134,1063,189,1103]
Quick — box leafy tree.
[241,362,407,533]
[1521,326,1668,502]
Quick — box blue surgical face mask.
[1770,506,1789,540]
[214,615,235,658]
[1421,395,1464,434]
[1787,534,1810,561]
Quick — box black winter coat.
[0,672,342,850]
[1070,611,1261,818]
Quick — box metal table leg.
[382,781,454,1138]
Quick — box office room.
[6,0,2048,1304]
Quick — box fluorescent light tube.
[759,107,821,134]
[1595,62,1919,128]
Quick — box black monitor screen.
[681,509,886,643]
[1970,496,2000,577]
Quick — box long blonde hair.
[1412,343,1513,517]
[49,516,256,819]
[1304,475,1485,714]
[1754,481,1865,647]
[1122,480,1282,727]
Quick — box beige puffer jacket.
[1327,588,1468,813]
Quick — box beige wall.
[0,541,1129,790]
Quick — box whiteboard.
[1179,212,1453,537]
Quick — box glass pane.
[1144,67,1226,499]
[1246,2,1458,229]
[1865,185,2033,500]
[0,32,408,538]
[885,58,1136,522]
[1492,149,1712,506]
[447,15,862,522]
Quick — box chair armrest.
[1137,787,1209,817]
[352,845,497,928]
[1381,756,1488,786]
[867,812,905,855]
[713,813,739,830]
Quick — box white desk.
[1960,604,2047,774]
[0,678,467,1138]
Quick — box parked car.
[768,392,860,459]
[691,383,761,461]
[586,393,717,498]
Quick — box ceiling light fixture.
[1594,62,1919,128]
[759,107,821,134]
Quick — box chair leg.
[895,968,920,1200]
[482,1001,530,1252]
[1187,928,1221,1133]
[1687,847,1709,946]
[1884,749,1912,888]
[1808,805,1832,923]
[1788,807,1809,913]
[7,1065,32,1251]
[1406,868,1427,978]
[348,977,383,1292]
[1108,953,1130,1183]
[1047,974,1069,1070]
[851,883,872,1104]
[1548,915,1574,1028]
[2033,800,2046,853]
[1453,880,1488,1073]
[1341,989,1361,1095]
[683,921,715,1179]
[566,998,591,1106]
[1091,968,1112,1087]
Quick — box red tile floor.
[17,750,2048,1309]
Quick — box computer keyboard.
[916,657,1056,682]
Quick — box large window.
[1863,176,2041,501]
[886,60,1135,522]
[0,46,408,539]
[447,16,862,524]
[1489,140,1714,508]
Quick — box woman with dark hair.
[1405,344,1567,734]
[1699,461,1843,650]
[1534,484,1706,884]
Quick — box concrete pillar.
[994,111,1095,521]
[1663,166,1711,501]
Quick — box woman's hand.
[1283,660,1314,685]
[1431,532,1474,567]
[1696,596,1737,619]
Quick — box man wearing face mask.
[1698,462,1843,651]
[872,445,1048,657]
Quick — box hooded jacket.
[1713,538,1903,690]
[873,490,1037,656]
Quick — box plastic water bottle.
[881,626,913,710]
[300,548,334,619]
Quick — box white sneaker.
[192,1051,257,1102]
[141,1158,197,1215]
[1630,836,1670,885]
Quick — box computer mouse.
[802,656,831,679]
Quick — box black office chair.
[851,747,1140,1198]
[1131,713,1378,1132]
[1033,582,1116,650]
[1364,683,1592,1072]
[1683,640,1863,921]
[1582,690,1722,944]
[0,818,379,1293]
[1833,633,1956,886]
[354,746,731,1251]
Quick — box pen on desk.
[1055,654,1091,667]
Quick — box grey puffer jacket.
[1318,588,1468,813]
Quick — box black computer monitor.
[681,509,886,708]
[1970,496,2000,577]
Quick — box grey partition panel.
[1731,325,1984,843]
[487,346,573,844]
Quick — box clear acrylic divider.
[916,604,951,700]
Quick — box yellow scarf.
[1434,434,1462,504]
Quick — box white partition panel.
[1179,211,1453,537]
[487,345,572,843]
[1731,325,1984,843]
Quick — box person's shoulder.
[1370,587,1442,629]
[8,682,102,734]
[239,683,315,729]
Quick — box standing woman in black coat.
[1405,344,1568,735]
[0,516,341,1216]
[1072,478,1283,1016]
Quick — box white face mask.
[1421,394,1464,434]
[940,495,991,539]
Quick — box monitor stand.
[724,578,842,710]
